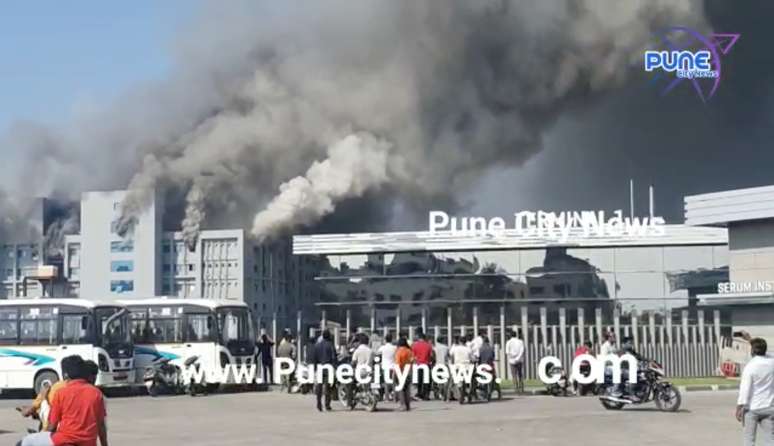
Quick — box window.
[187,264,194,272]
[146,307,184,343]
[61,314,93,344]
[185,314,214,342]
[19,307,58,345]
[110,240,134,253]
[110,260,134,272]
[162,243,171,253]
[163,264,171,273]
[529,286,545,296]
[111,280,134,293]
[0,308,18,344]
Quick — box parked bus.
[0,299,134,394]
[121,298,257,387]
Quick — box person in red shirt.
[572,341,594,395]
[17,355,108,446]
[411,332,433,400]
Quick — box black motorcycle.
[144,355,205,396]
[599,359,681,412]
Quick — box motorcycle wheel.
[337,385,350,410]
[366,393,378,412]
[655,385,681,412]
[600,399,625,410]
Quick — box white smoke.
[251,133,392,239]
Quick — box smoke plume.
[0,0,708,242]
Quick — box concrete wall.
[80,190,162,300]
[729,220,774,283]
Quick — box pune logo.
[643,26,739,102]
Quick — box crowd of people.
[303,328,528,412]
[16,355,109,446]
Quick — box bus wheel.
[34,371,59,395]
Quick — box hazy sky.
[0,1,193,133]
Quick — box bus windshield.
[96,307,132,348]
[216,307,254,345]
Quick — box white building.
[688,184,774,341]
[56,190,318,329]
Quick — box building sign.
[428,210,666,242]
[718,281,774,294]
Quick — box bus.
[121,298,257,387]
[0,299,134,394]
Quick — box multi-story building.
[2,190,320,329]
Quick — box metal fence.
[265,306,724,380]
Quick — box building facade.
[1,190,319,330]
[292,224,730,333]
[688,184,774,341]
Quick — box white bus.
[121,299,257,387]
[0,299,134,394]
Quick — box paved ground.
[0,389,740,445]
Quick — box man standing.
[18,355,108,446]
[395,337,414,411]
[737,337,774,445]
[377,333,397,400]
[277,333,297,393]
[599,332,616,357]
[411,332,433,400]
[310,329,338,412]
[505,330,525,393]
[450,336,474,403]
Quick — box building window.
[110,260,134,273]
[162,244,171,253]
[110,240,134,253]
[110,280,134,294]
[163,264,171,273]
[187,264,195,272]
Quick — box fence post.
[499,306,506,381]
[473,306,479,336]
[595,308,603,343]
[540,307,548,349]
[370,306,376,335]
[421,308,427,335]
[559,308,567,346]
[345,309,351,343]
[631,310,639,346]
[713,310,721,345]
[296,310,302,362]
[613,308,621,348]
[578,308,585,344]
[321,310,327,331]
[396,307,401,337]
[447,307,453,343]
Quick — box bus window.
[147,307,183,343]
[61,313,93,344]
[185,313,215,342]
[19,307,58,345]
[130,310,148,343]
[0,308,18,344]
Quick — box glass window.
[19,307,58,345]
[0,308,18,344]
[147,306,183,343]
[110,280,134,294]
[130,310,148,343]
[61,313,92,344]
[110,240,134,253]
[110,260,134,273]
[185,314,214,342]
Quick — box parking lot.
[0,389,741,445]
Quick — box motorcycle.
[546,365,570,397]
[599,359,681,412]
[344,378,380,412]
[144,358,181,396]
[144,355,205,397]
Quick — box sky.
[0,1,193,133]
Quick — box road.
[0,390,740,445]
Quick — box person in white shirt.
[599,332,616,357]
[737,337,774,446]
[505,330,525,393]
[450,336,474,403]
[434,337,449,366]
[377,333,397,399]
[469,332,484,362]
